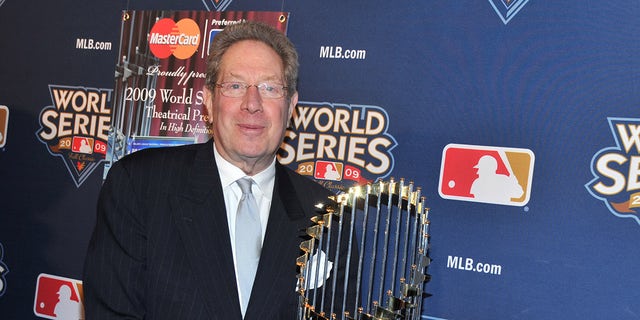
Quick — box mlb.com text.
[446,255,503,275]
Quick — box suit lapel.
[170,141,242,319]
[169,146,311,319]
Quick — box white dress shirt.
[213,144,275,310]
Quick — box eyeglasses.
[215,82,288,99]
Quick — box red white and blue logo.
[586,117,640,225]
[439,144,535,206]
[33,273,84,319]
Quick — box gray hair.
[205,21,299,99]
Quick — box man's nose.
[243,85,263,113]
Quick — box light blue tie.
[235,178,262,316]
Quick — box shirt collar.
[213,143,276,194]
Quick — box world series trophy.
[297,178,431,320]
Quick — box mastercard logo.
[148,18,201,59]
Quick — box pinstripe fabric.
[83,140,334,320]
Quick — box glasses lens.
[221,82,245,97]
[258,83,285,99]
[218,82,285,99]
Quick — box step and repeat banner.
[1,0,639,319]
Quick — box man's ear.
[203,85,214,124]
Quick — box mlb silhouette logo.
[33,273,84,320]
[71,137,94,154]
[315,160,343,181]
[439,144,534,206]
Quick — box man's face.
[204,40,297,174]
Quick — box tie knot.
[237,177,254,195]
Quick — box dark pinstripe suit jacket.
[83,140,334,319]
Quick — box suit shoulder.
[105,141,210,188]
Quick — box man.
[83,21,353,319]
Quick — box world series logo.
[0,242,8,298]
[202,0,234,11]
[36,85,112,187]
[586,117,640,225]
[439,144,535,206]
[488,0,531,25]
[279,102,397,193]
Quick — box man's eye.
[229,83,243,90]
